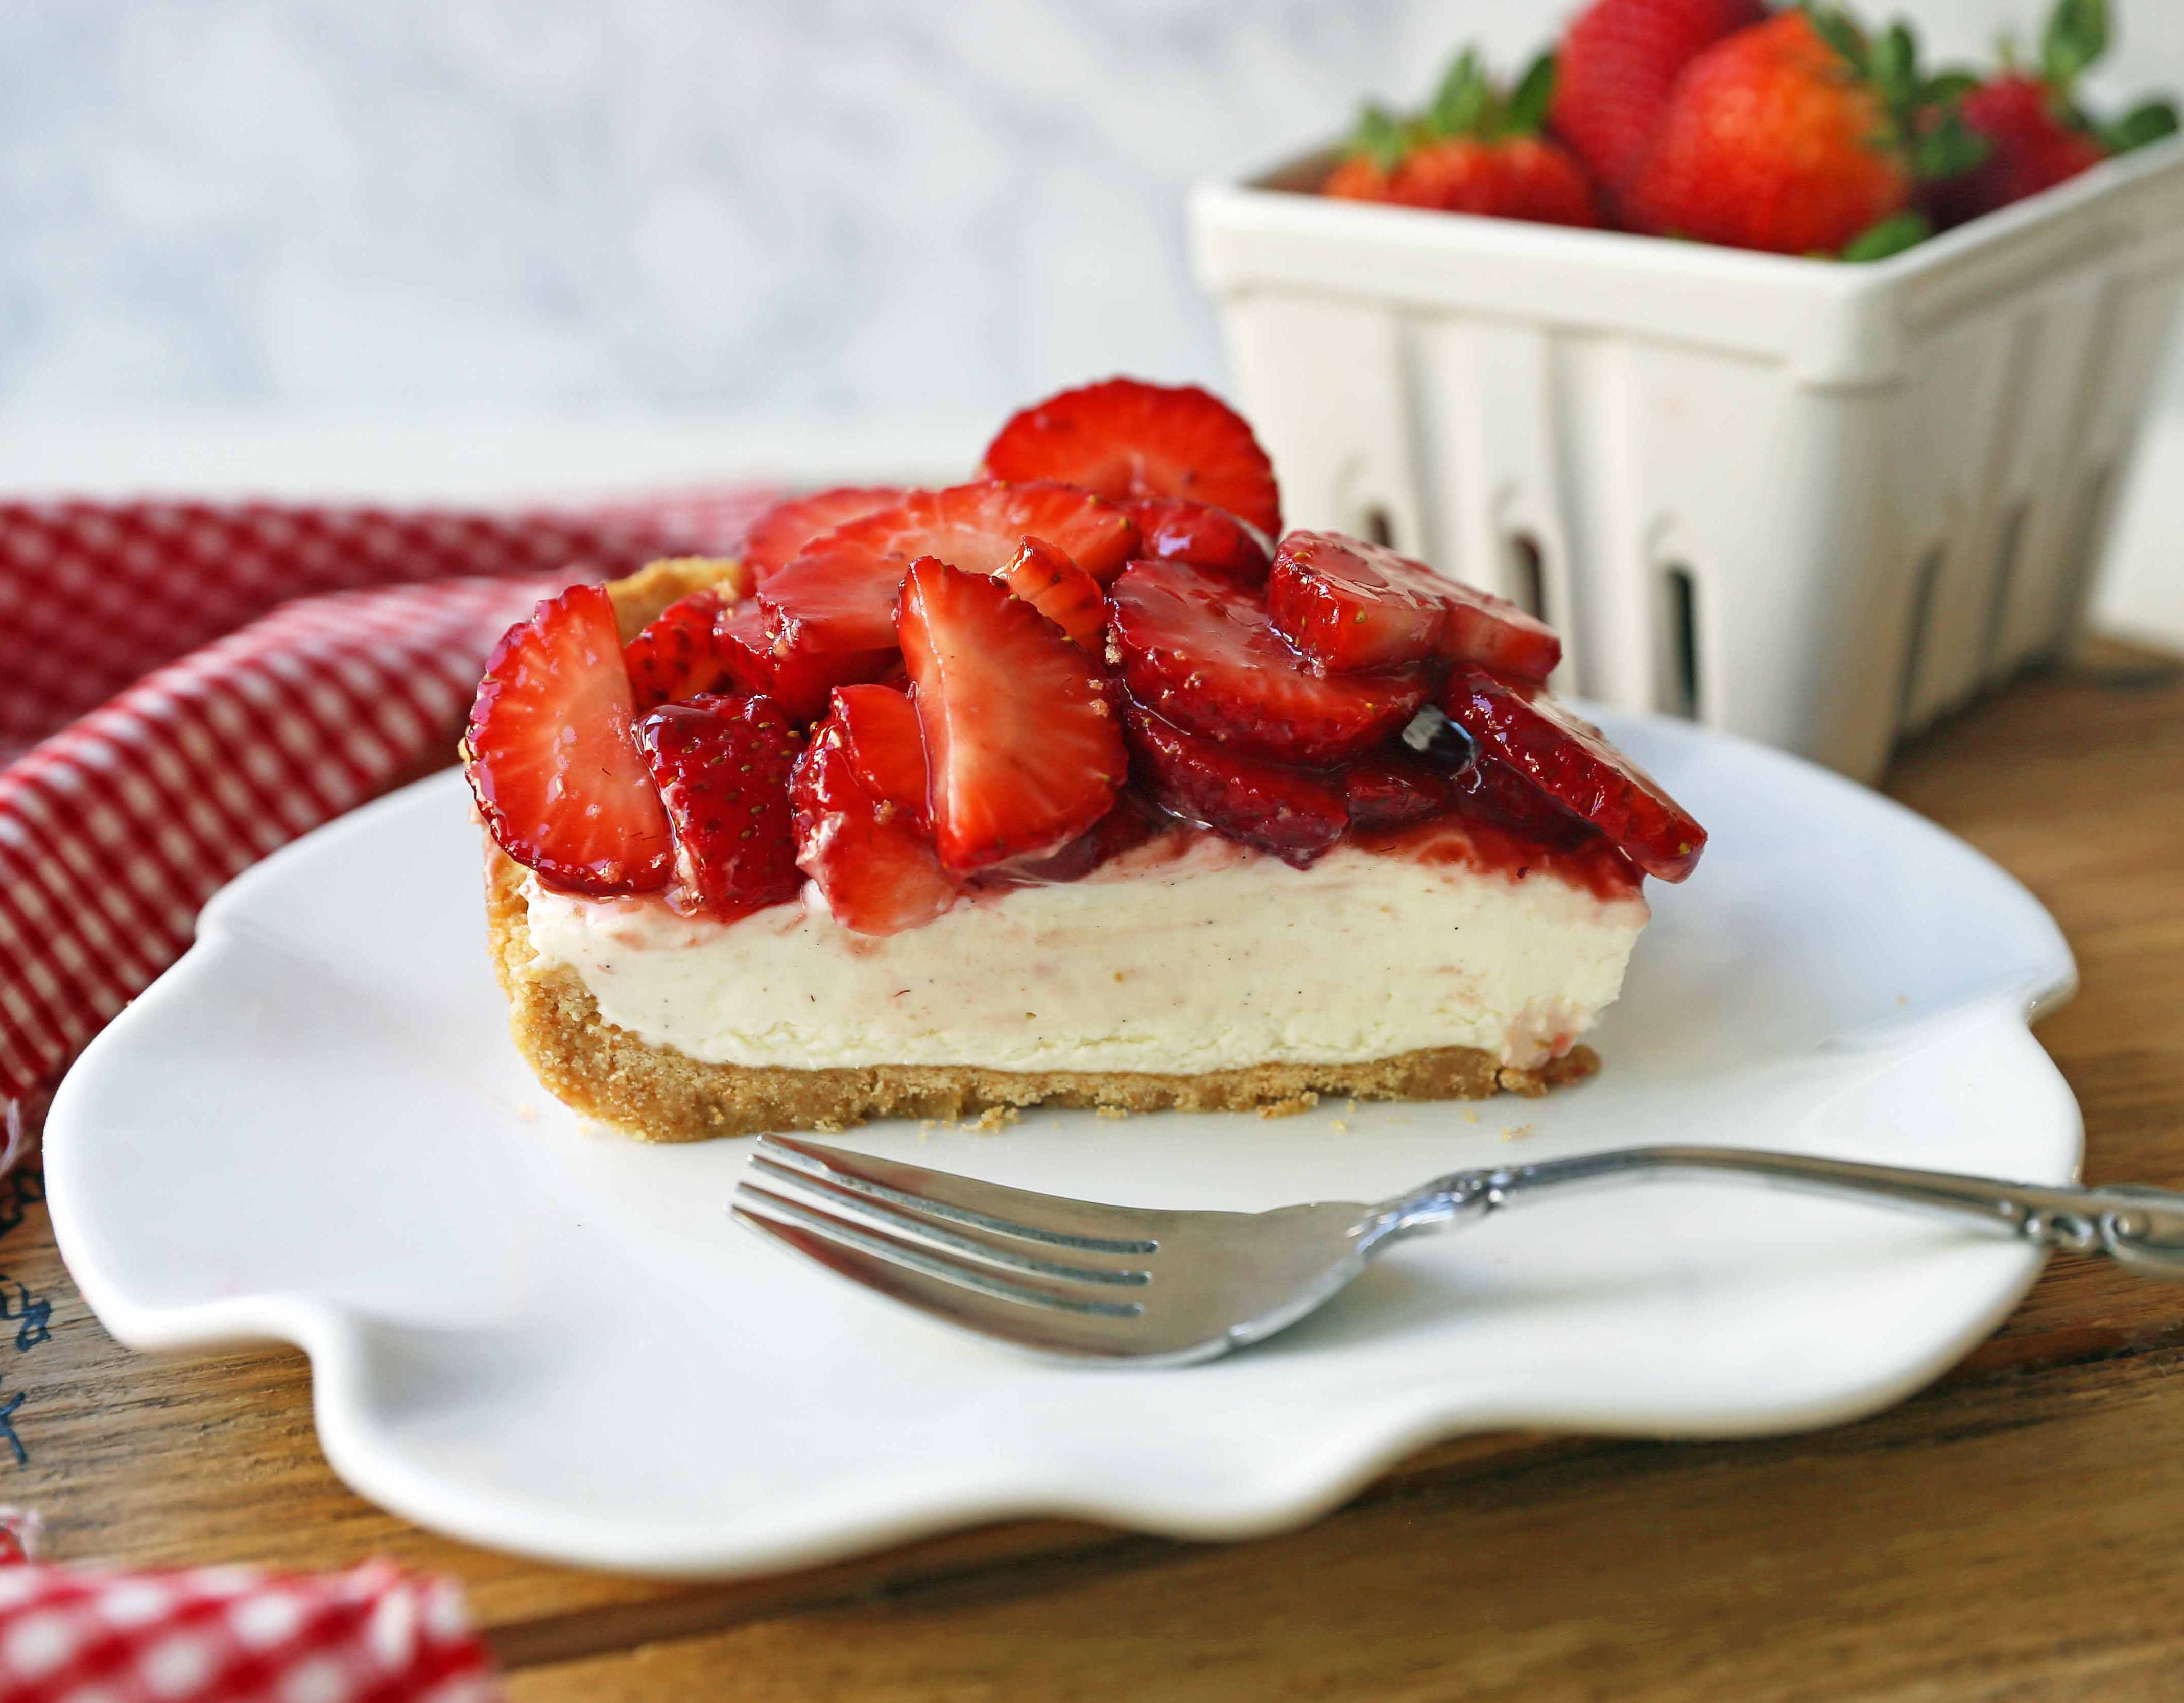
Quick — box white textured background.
[5,0,2180,417]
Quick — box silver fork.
[731,1134,2184,1367]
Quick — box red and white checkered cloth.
[0,488,780,1700]
[0,1522,493,1703]
[0,490,777,1112]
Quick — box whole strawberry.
[1324,50,1600,228]
[1930,74,2105,226]
[1549,0,1767,202]
[1628,11,1929,255]
[1925,0,2176,228]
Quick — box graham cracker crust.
[476,552,1599,1143]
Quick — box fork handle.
[1369,1145,2184,1280]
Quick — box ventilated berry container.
[1188,137,2184,782]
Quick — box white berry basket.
[1188,137,2184,782]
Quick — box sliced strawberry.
[999,536,1106,651]
[996,794,1161,884]
[1392,704,1598,846]
[740,486,906,582]
[792,691,959,936]
[465,583,672,896]
[714,599,891,724]
[761,481,1137,657]
[625,588,734,711]
[1343,749,1456,831]
[1107,558,1427,766]
[636,693,805,921]
[713,599,780,695]
[1440,664,1706,880]
[1123,705,1348,868]
[897,556,1127,873]
[1449,748,1599,848]
[829,681,931,832]
[1269,531,1562,680]
[982,379,1283,538]
[1124,496,1272,585]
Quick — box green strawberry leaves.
[1840,210,1934,261]
[1350,103,1410,172]
[1426,48,1495,138]
[2103,98,2181,154]
[1805,7,1993,186]
[2035,0,2180,160]
[2041,0,2108,94]
[1505,52,1559,136]
[1806,5,1872,75]
[1914,109,1991,180]
[1425,46,1558,141]
[1342,44,1559,168]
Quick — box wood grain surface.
[6,640,2180,1701]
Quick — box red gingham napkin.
[0,491,777,1113]
[0,1518,493,1703]
[0,489,788,1699]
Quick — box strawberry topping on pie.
[713,596,892,723]
[625,588,734,712]
[1108,557,1428,765]
[1440,663,1706,879]
[467,377,1707,936]
[740,487,907,582]
[792,686,960,936]
[1270,531,1561,680]
[982,378,1284,538]
[1123,704,1350,867]
[1121,495,1273,585]
[898,556,1127,874]
[998,536,1107,652]
[637,693,805,921]
[761,481,1137,658]
[467,583,673,897]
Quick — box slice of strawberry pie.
[468,380,1705,1142]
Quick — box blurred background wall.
[6,0,2182,424]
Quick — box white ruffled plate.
[47,711,2078,1577]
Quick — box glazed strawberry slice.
[1124,496,1272,585]
[898,556,1127,873]
[761,481,1138,657]
[466,583,672,896]
[1269,531,1561,680]
[1342,749,1457,831]
[792,687,959,935]
[829,681,932,831]
[982,378,1284,538]
[999,795,1160,884]
[741,486,906,582]
[1440,663,1705,880]
[714,599,892,724]
[999,536,1106,651]
[1107,557,1427,766]
[1123,705,1348,868]
[625,588,734,711]
[636,693,805,921]
[1449,748,1599,848]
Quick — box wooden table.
[7,640,2182,1701]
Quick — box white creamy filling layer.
[519,835,1648,1076]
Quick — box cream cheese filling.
[518,831,1648,1076]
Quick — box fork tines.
[732,1135,1159,1332]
